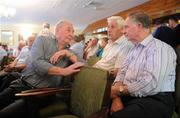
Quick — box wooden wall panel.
[84,0,180,33]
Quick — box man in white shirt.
[94,16,133,76]
[12,40,26,58]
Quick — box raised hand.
[50,49,68,64]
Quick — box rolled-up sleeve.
[30,36,53,76]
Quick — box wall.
[0,24,42,48]
[84,0,180,33]
[0,24,82,48]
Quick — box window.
[0,30,14,45]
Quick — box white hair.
[55,20,72,33]
[107,16,125,28]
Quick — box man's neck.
[137,29,150,43]
[57,40,66,50]
[111,35,122,43]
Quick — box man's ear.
[137,23,143,28]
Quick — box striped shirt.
[114,34,177,97]
[94,35,133,70]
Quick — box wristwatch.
[119,85,124,96]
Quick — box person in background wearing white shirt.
[110,11,176,118]
[84,37,99,60]
[93,16,133,76]
[0,35,36,92]
[13,40,26,58]
[4,35,36,73]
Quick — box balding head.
[54,20,74,47]
[55,20,73,33]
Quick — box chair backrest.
[70,66,109,117]
[87,56,101,66]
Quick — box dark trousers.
[111,93,174,118]
[0,79,56,118]
[0,72,21,92]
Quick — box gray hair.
[107,16,125,28]
[128,11,151,29]
[55,20,72,33]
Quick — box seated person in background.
[0,20,84,118]
[168,16,180,48]
[83,37,99,60]
[0,35,36,92]
[69,34,85,61]
[93,16,133,76]
[3,35,36,73]
[110,11,176,118]
[0,43,7,65]
[168,16,180,64]
[152,19,176,48]
[12,40,26,58]
[96,37,108,58]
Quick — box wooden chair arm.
[15,87,71,97]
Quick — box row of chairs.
[16,66,113,118]
[13,56,180,118]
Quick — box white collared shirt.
[94,35,133,70]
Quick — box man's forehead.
[62,23,73,29]
[108,20,117,25]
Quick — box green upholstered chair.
[87,56,101,66]
[16,66,111,118]
[50,66,111,118]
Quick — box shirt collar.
[109,35,126,45]
[139,34,153,47]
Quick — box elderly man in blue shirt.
[110,11,176,118]
[0,20,84,118]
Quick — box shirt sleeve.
[30,36,54,76]
[114,56,130,83]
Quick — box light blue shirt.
[114,34,177,97]
[16,46,30,65]
[70,41,84,61]
[21,35,71,88]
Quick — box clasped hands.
[110,82,124,113]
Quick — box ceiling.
[0,0,149,30]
